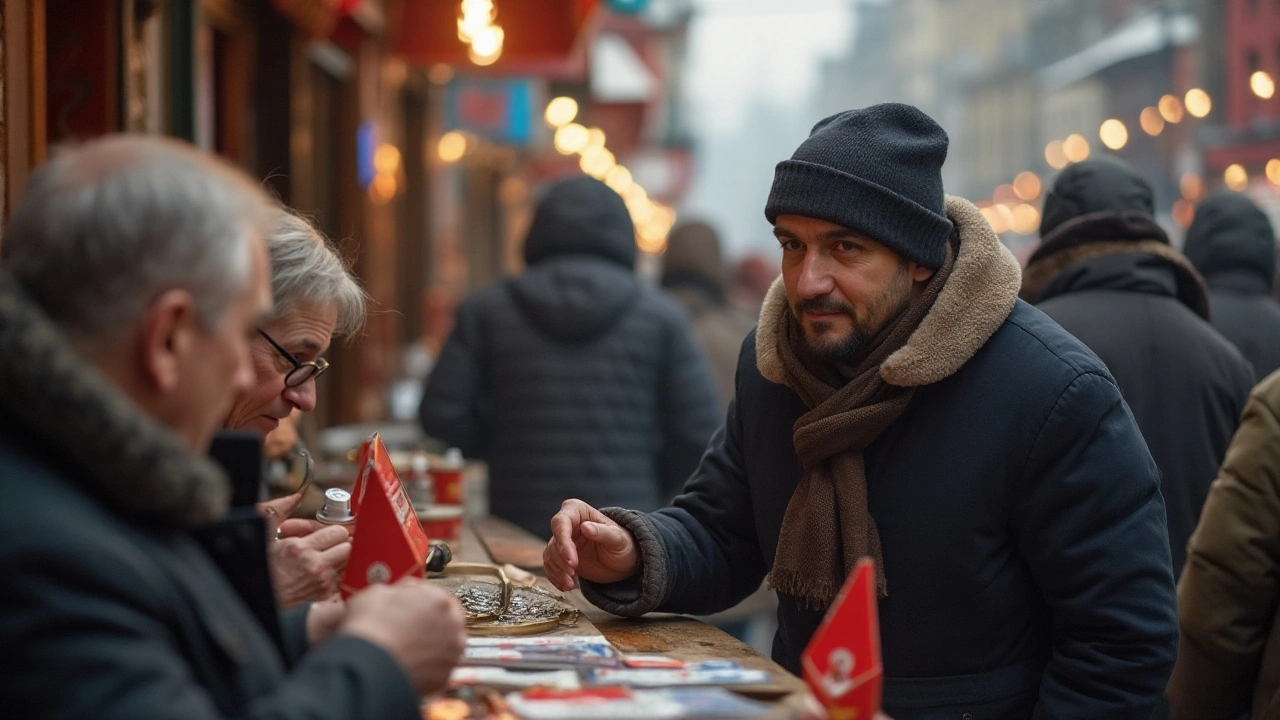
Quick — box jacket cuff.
[580,508,670,616]
[304,635,421,715]
[279,604,311,667]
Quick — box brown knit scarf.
[770,240,957,606]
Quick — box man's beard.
[793,269,913,365]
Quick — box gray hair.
[1,135,273,341]
[267,208,367,338]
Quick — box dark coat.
[0,273,419,720]
[583,198,1178,719]
[420,178,719,538]
[1184,190,1280,379]
[1023,212,1255,579]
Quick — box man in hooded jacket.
[419,176,719,538]
[1021,157,1255,580]
[543,105,1178,719]
[1183,190,1280,379]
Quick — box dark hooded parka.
[419,176,720,538]
[1184,190,1280,379]
[1022,157,1256,579]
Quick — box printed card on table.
[801,557,883,720]
[339,433,431,598]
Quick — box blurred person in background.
[660,220,773,648]
[545,105,1178,719]
[223,207,367,608]
[420,175,719,538]
[662,220,757,409]
[0,136,465,719]
[1021,156,1255,581]
[730,253,779,315]
[1167,367,1280,719]
[1184,190,1280,379]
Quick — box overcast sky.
[681,0,855,257]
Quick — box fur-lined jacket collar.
[756,195,1023,388]
[0,271,229,529]
[1020,210,1210,320]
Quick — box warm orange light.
[1185,88,1212,118]
[544,97,579,128]
[553,123,589,155]
[1045,140,1068,169]
[1224,163,1249,191]
[437,131,468,162]
[1252,71,1276,100]
[992,183,1018,205]
[1063,133,1091,163]
[1013,171,1042,201]
[1267,159,1280,186]
[1139,107,1165,136]
[1158,95,1184,123]
[1180,172,1204,201]
[1010,203,1041,235]
[1099,119,1128,150]
[1172,199,1195,228]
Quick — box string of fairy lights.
[979,70,1280,236]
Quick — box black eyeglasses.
[256,328,330,388]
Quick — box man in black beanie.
[419,176,719,537]
[1022,157,1254,584]
[544,104,1178,718]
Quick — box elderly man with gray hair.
[226,208,368,608]
[0,136,464,719]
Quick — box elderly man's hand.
[269,524,352,608]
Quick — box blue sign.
[608,0,650,14]
[446,78,536,146]
[356,121,377,188]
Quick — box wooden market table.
[455,515,807,709]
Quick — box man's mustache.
[793,296,855,316]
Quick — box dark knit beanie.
[765,103,954,269]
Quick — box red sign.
[339,434,432,598]
[801,558,883,720]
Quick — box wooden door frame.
[4,0,46,221]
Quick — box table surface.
[456,515,807,704]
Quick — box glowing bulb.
[1158,95,1184,123]
[553,123,589,155]
[579,147,616,179]
[1063,133,1090,163]
[544,97,579,128]
[1139,107,1165,136]
[1224,163,1249,191]
[438,131,468,163]
[1267,159,1280,186]
[1045,140,1068,169]
[1252,71,1276,100]
[585,127,606,150]
[605,165,633,194]
[374,144,401,175]
[1013,172,1042,201]
[1011,203,1041,235]
[1099,119,1128,151]
[469,26,504,65]
[1185,88,1212,118]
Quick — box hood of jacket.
[507,254,642,342]
[756,195,1023,388]
[523,176,637,270]
[1039,156,1156,239]
[1022,210,1210,320]
[1184,190,1277,295]
[0,270,229,529]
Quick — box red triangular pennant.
[801,558,882,720]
